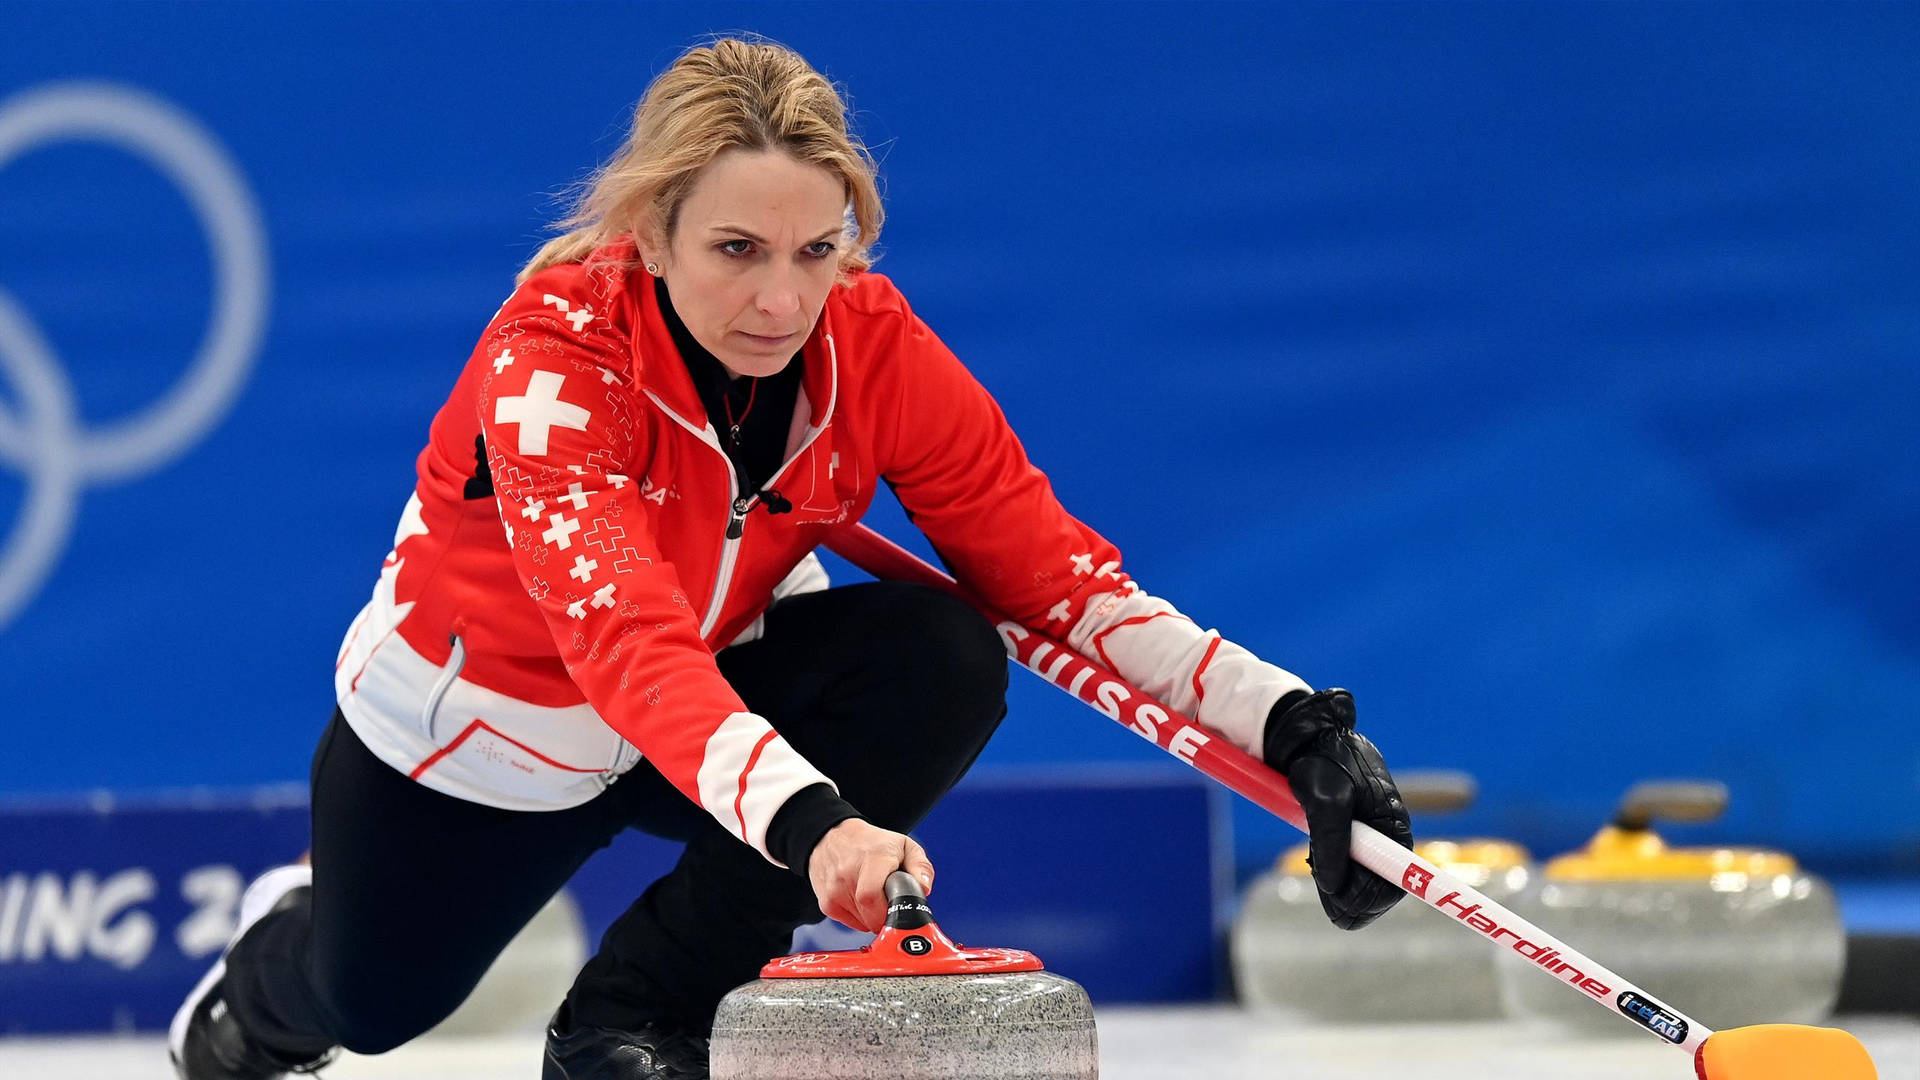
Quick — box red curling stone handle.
[759,871,1045,978]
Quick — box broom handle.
[824,523,1716,1055]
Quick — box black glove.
[1262,688,1413,931]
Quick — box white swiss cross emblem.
[492,348,516,374]
[1401,865,1433,899]
[542,294,596,332]
[494,371,590,456]
[542,513,581,550]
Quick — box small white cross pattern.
[1069,552,1121,580]
[584,518,648,575]
[542,513,581,550]
[542,294,595,332]
[1047,599,1073,623]
[566,598,587,619]
[520,498,547,521]
[494,371,591,457]
[591,583,618,610]
[558,482,590,511]
[492,348,516,374]
[569,555,598,582]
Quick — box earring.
[645,262,660,275]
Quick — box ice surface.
[4,1008,1915,1079]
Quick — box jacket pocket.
[420,634,468,744]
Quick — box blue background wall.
[1,2,1915,879]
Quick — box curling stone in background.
[1498,780,1845,1032]
[1232,770,1534,1020]
[428,889,588,1036]
[712,871,1097,1080]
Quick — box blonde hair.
[517,36,883,285]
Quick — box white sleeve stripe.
[1067,587,1310,757]
[696,712,839,866]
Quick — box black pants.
[225,581,1009,1057]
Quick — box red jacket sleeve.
[860,279,1310,755]
[861,284,1132,637]
[475,285,836,865]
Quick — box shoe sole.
[167,864,315,1078]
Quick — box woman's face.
[644,148,848,379]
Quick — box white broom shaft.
[1345,820,1712,1052]
[1014,606,1715,1055]
[826,524,1716,1055]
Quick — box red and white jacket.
[335,240,1310,866]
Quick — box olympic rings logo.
[0,83,269,627]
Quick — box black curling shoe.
[170,977,334,1080]
[542,1002,711,1080]
[169,866,336,1080]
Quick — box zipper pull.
[727,496,753,540]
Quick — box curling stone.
[712,871,1097,1080]
[1232,770,1533,1020]
[1498,780,1845,1032]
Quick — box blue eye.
[806,241,836,258]
[718,239,753,257]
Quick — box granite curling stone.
[1499,780,1845,1032]
[1232,770,1534,1020]
[711,871,1098,1080]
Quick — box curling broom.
[825,522,1878,1080]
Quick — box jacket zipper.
[602,735,639,790]
[640,334,839,642]
[708,479,753,637]
[643,389,752,639]
[708,411,836,636]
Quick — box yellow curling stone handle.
[1544,824,1798,882]
[1275,768,1531,882]
[1279,838,1530,878]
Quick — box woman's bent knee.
[313,963,474,1055]
[324,997,452,1056]
[882,583,1010,701]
